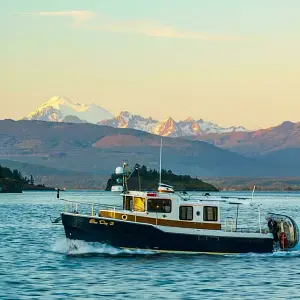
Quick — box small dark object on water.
[50,216,62,224]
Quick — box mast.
[157,137,174,193]
[159,138,162,184]
[252,185,256,200]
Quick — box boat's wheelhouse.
[99,191,222,230]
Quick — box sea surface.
[1,190,300,300]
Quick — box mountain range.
[2,95,299,189]
[20,97,300,158]
[24,97,247,137]
[98,111,247,137]
[0,119,289,187]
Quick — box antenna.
[159,138,162,184]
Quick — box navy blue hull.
[61,213,274,254]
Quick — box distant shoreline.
[19,188,300,192]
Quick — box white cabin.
[99,190,222,230]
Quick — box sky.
[1,0,300,129]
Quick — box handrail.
[181,195,254,206]
[60,198,122,216]
[224,217,235,232]
[59,198,121,209]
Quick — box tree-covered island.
[106,164,218,192]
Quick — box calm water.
[1,190,300,300]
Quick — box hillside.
[203,176,300,191]
[106,165,219,192]
[0,159,108,189]
[189,121,300,156]
[0,120,284,180]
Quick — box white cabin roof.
[121,190,254,207]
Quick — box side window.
[203,206,218,221]
[147,199,172,213]
[123,196,133,210]
[179,206,193,220]
[133,197,146,212]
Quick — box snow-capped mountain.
[24,96,113,124]
[23,97,247,136]
[100,111,158,132]
[154,117,183,137]
[99,111,247,137]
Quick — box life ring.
[278,232,288,249]
[121,214,127,221]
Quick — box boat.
[58,140,299,254]
[59,172,299,254]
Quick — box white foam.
[52,238,156,256]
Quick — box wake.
[52,238,157,257]
[225,243,300,258]
[52,238,300,258]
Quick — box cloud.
[21,10,94,17]
[94,21,238,41]
[17,10,95,26]
[17,11,238,41]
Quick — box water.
[1,190,300,299]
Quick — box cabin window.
[179,206,193,220]
[147,198,172,213]
[123,196,133,210]
[203,206,218,221]
[133,197,146,212]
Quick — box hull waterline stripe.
[119,247,242,255]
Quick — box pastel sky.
[1,0,300,129]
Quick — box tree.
[23,176,30,184]
[30,174,34,185]
[0,166,13,179]
[12,169,22,181]
[139,165,148,176]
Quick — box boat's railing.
[60,198,122,216]
[180,195,254,206]
[224,217,236,232]
[222,219,268,234]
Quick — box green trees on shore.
[0,165,37,193]
[0,165,35,184]
[106,164,218,192]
